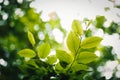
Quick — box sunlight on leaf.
[28,31,36,47]
[66,31,80,54]
[46,55,57,65]
[56,50,73,64]
[81,36,103,49]
[77,52,98,64]
[18,49,36,58]
[72,20,83,36]
[38,42,51,59]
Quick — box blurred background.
[0,0,120,80]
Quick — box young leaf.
[56,50,73,64]
[38,43,50,59]
[72,20,83,36]
[77,52,98,64]
[28,31,35,46]
[18,49,36,58]
[81,36,102,49]
[46,55,57,65]
[71,62,88,72]
[66,31,80,54]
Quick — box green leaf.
[77,52,98,64]
[71,62,88,72]
[66,31,80,54]
[28,31,35,47]
[46,55,57,65]
[38,43,51,59]
[18,49,36,58]
[56,50,73,64]
[72,20,83,36]
[55,63,66,73]
[81,36,102,49]
[60,61,68,68]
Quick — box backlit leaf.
[56,50,73,64]
[46,55,57,65]
[38,43,50,59]
[71,62,88,72]
[28,31,35,46]
[72,20,83,36]
[18,49,36,58]
[77,52,98,64]
[66,31,80,54]
[81,36,102,49]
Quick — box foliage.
[0,0,120,80]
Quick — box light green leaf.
[81,36,102,49]
[66,31,80,54]
[28,31,35,47]
[18,49,36,58]
[38,43,50,59]
[71,62,88,72]
[46,55,57,65]
[56,50,73,64]
[77,52,98,64]
[72,20,83,36]
[55,63,66,73]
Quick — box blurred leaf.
[46,55,57,65]
[55,63,66,73]
[71,62,88,72]
[104,7,110,11]
[18,49,36,58]
[60,61,69,68]
[38,43,51,59]
[77,52,98,64]
[72,20,83,36]
[81,36,102,49]
[28,31,35,47]
[66,31,80,54]
[56,50,73,63]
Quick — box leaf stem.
[67,36,82,73]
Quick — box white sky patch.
[52,28,64,43]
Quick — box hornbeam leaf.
[72,20,83,36]
[66,31,80,54]
[77,52,98,64]
[56,50,73,64]
[18,49,36,58]
[38,43,50,59]
[28,31,35,46]
[81,36,102,49]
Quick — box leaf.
[81,36,102,49]
[60,61,68,68]
[56,50,73,63]
[71,62,88,72]
[46,55,57,65]
[18,49,36,58]
[55,63,66,73]
[72,20,83,36]
[28,31,35,46]
[38,43,50,59]
[66,31,80,54]
[77,52,98,64]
